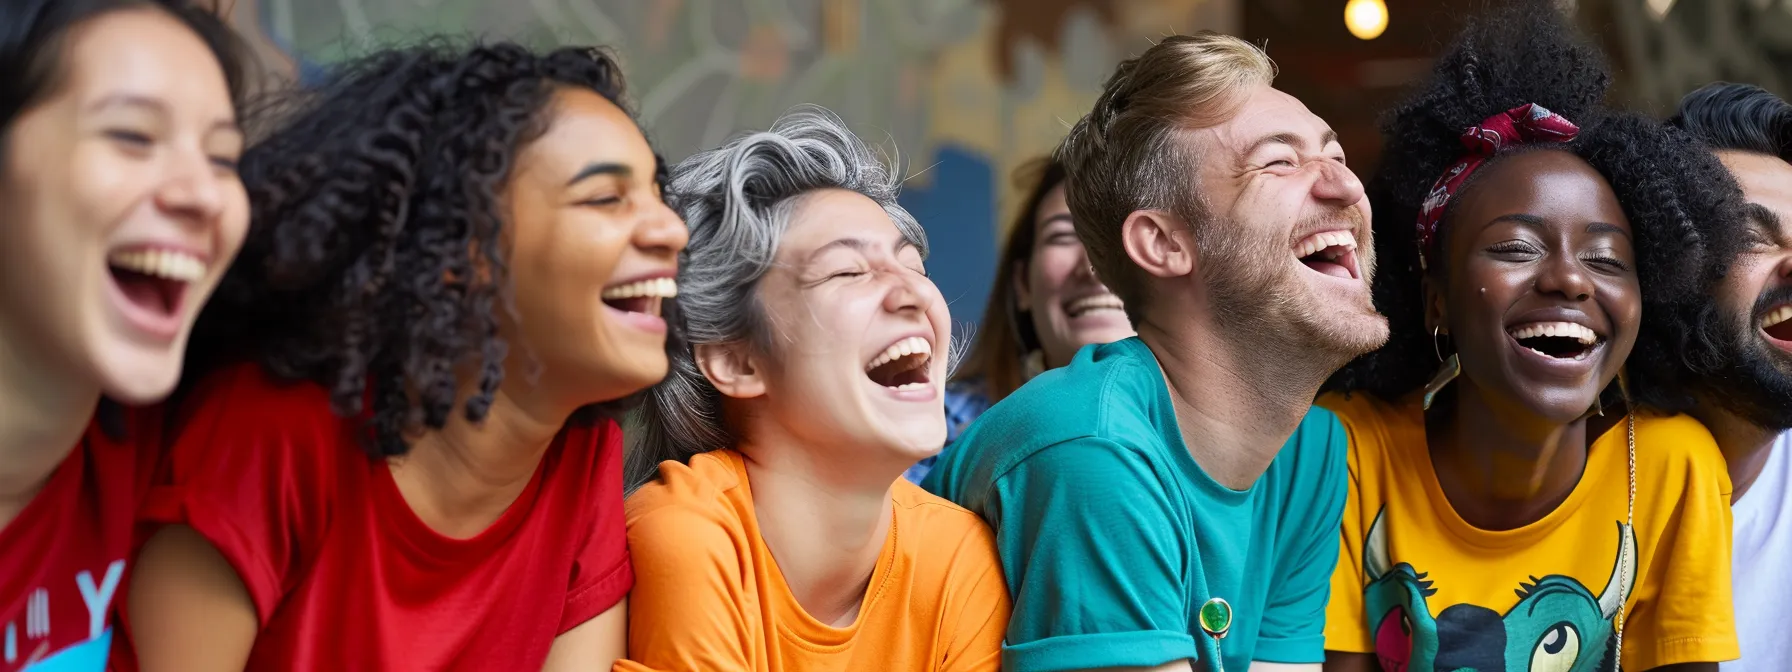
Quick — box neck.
[1136,315,1332,490]
[737,426,894,627]
[389,382,571,539]
[0,324,100,530]
[1692,400,1780,503]
[1430,381,1587,530]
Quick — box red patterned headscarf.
[1415,103,1580,269]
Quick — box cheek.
[1029,250,1078,300]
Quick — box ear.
[1119,210,1195,280]
[695,341,767,400]
[1421,274,1448,333]
[1011,259,1032,310]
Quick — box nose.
[1070,243,1097,282]
[1535,250,1596,302]
[881,264,937,316]
[153,149,228,225]
[634,198,689,257]
[1309,159,1367,207]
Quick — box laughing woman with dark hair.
[0,0,247,667]
[124,43,686,670]
[1319,2,1745,671]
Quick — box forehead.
[1719,150,1792,230]
[783,188,903,251]
[1199,85,1334,153]
[56,9,231,112]
[1457,150,1626,226]
[518,88,653,178]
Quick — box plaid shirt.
[903,380,993,484]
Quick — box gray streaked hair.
[626,104,928,489]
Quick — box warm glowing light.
[1345,0,1389,40]
[1646,0,1676,20]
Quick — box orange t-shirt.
[617,450,1009,672]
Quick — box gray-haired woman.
[616,106,1008,672]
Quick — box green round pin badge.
[1198,597,1233,640]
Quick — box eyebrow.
[1746,202,1786,237]
[1241,128,1340,158]
[1488,213,1632,239]
[1037,213,1073,228]
[89,93,240,135]
[567,162,632,186]
[806,235,916,265]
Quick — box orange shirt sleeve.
[938,524,1010,672]
[622,488,755,671]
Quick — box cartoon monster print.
[1360,507,1637,672]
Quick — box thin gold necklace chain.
[1614,411,1636,669]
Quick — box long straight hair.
[950,157,1067,403]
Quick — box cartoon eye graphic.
[1374,607,1413,672]
[1529,621,1581,672]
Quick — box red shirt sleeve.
[138,363,342,625]
[556,420,633,633]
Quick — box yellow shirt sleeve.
[1621,416,1740,669]
[1319,393,1374,653]
[621,485,755,671]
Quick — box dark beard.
[1701,287,1792,431]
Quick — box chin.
[95,351,182,405]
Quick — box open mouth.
[1762,304,1792,344]
[600,277,677,317]
[1293,230,1360,280]
[107,248,202,319]
[865,336,933,391]
[1508,321,1602,361]
[1065,293,1125,319]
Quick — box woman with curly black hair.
[123,43,686,671]
[1319,2,1744,671]
[0,0,246,667]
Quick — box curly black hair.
[1323,0,1747,414]
[188,41,673,457]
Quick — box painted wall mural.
[232,0,1235,330]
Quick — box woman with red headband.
[1319,3,1744,671]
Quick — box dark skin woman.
[125,44,686,670]
[1320,2,1745,671]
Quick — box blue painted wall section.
[896,145,996,339]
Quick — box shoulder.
[624,451,749,547]
[892,479,997,541]
[1268,406,1351,486]
[1625,412,1730,488]
[1317,391,1404,443]
[953,341,1159,464]
[163,361,352,482]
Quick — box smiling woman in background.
[905,158,1133,483]
[1319,2,1744,671]
[620,106,1008,672]
[0,0,247,667]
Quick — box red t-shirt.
[132,362,633,670]
[0,409,157,672]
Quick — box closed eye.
[1584,254,1630,272]
[1487,241,1541,258]
[579,195,622,207]
[106,129,152,146]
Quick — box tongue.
[1301,257,1353,279]
[112,269,172,315]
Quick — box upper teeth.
[1066,294,1125,315]
[109,249,204,282]
[866,336,931,371]
[1294,231,1357,259]
[1509,322,1598,345]
[1764,305,1792,329]
[602,277,678,300]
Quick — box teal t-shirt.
[922,337,1348,672]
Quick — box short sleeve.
[1623,422,1739,668]
[939,524,1011,672]
[559,423,634,632]
[1317,395,1377,654]
[138,365,339,625]
[1255,410,1350,663]
[991,438,1198,672]
[619,487,754,670]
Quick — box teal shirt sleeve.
[1253,409,1350,663]
[991,437,1198,672]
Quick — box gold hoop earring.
[1422,327,1459,411]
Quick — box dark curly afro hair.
[1323,0,1747,414]
[188,41,674,458]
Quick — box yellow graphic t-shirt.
[1320,392,1738,671]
